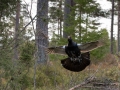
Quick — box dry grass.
[1,53,120,90]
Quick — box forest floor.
[47,53,120,90]
[1,53,120,90]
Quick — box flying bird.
[48,36,103,72]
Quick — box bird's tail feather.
[61,52,90,72]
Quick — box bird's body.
[61,52,90,72]
[65,36,81,62]
[60,36,90,72]
[65,43,80,58]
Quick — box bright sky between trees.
[23,0,117,38]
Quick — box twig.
[33,52,37,90]
[69,63,102,90]
[69,77,95,90]
[80,86,106,89]
[0,0,45,53]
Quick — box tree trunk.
[118,0,120,52]
[63,0,75,38]
[36,0,48,63]
[79,9,82,42]
[58,0,62,37]
[13,0,20,63]
[110,0,114,54]
[63,0,71,38]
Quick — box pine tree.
[49,0,110,59]
[62,0,109,42]
[13,0,20,64]
[49,0,63,39]
[118,0,120,52]
[36,0,48,63]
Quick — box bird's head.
[68,36,72,43]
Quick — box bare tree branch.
[69,63,102,90]
[0,0,45,52]
[69,77,95,90]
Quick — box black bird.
[48,36,103,72]
[65,36,81,58]
[62,36,90,72]
[61,52,90,72]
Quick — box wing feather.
[79,40,103,53]
[48,45,66,55]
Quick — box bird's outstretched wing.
[78,40,103,53]
[48,45,66,55]
[48,40,103,55]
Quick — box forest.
[0,0,120,90]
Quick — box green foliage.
[105,67,119,81]
[0,49,12,70]
[0,0,17,17]
[29,54,119,90]
[49,54,67,61]
[50,35,68,46]
[19,41,35,65]
[35,60,90,89]
[86,28,110,60]
[4,41,36,90]
[0,0,118,90]
[19,74,32,89]
[61,0,109,39]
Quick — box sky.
[97,0,117,38]
[23,0,117,39]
